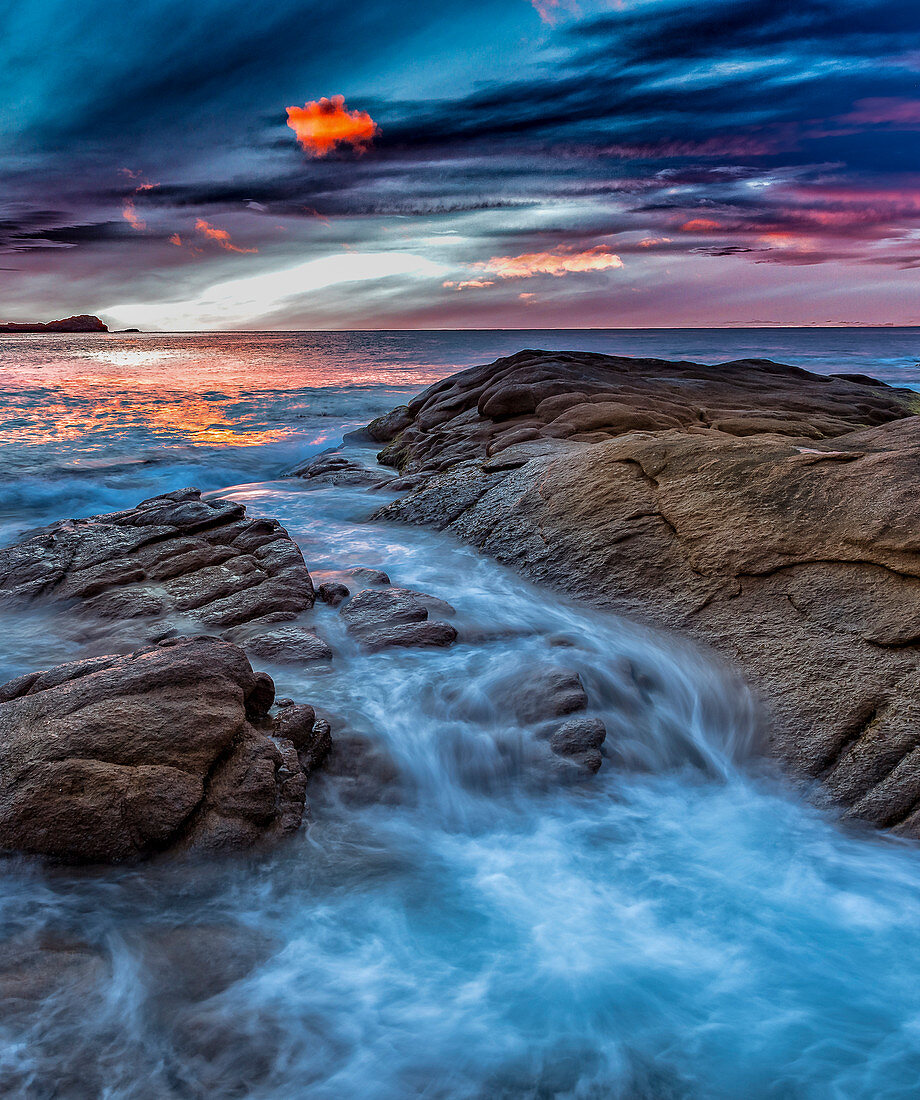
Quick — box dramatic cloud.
[194,219,258,253]
[3,0,920,326]
[477,245,624,278]
[286,96,378,157]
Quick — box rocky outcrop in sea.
[0,488,465,861]
[0,315,108,333]
[355,349,920,837]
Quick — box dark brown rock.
[340,585,458,651]
[317,580,350,606]
[353,619,458,652]
[367,405,414,442]
[0,636,321,863]
[287,448,395,489]
[548,716,607,774]
[241,626,333,664]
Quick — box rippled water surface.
[1,329,920,1098]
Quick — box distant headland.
[0,314,108,333]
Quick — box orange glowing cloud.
[169,233,182,247]
[194,219,258,254]
[680,218,723,232]
[443,278,496,291]
[122,198,146,232]
[286,96,378,157]
[477,245,623,279]
[119,169,159,232]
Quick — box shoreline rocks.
[0,637,330,864]
[0,487,316,652]
[362,349,920,836]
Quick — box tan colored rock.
[371,351,920,834]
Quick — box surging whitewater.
[1,331,920,1099]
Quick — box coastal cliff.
[352,349,920,836]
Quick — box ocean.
[1,328,919,1098]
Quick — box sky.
[1,0,919,329]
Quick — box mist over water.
[2,330,920,1097]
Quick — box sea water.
[0,329,919,1098]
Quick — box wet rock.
[0,636,321,863]
[0,932,109,1013]
[366,404,414,442]
[0,488,314,641]
[316,580,350,606]
[353,619,458,653]
[548,716,606,774]
[241,626,333,664]
[287,448,395,488]
[316,732,401,807]
[139,924,276,1011]
[496,665,589,726]
[367,349,920,835]
[342,566,391,586]
[340,585,458,652]
[272,705,332,771]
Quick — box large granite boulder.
[368,351,920,835]
[0,636,329,863]
[370,348,914,475]
[0,488,315,647]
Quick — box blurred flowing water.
[0,330,919,1098]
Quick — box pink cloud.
[837,98,920,128]
[680,218,723,232]
[119,169,159,233]
[477,244,623,278]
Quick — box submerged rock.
[340,585,458,651]
[0,636,329,863]
[287,447,395,489]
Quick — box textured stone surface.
[369,350,920,833]
[372,348,914,476]
[340,585,458,651]
[0,488,315,647]
[0,636,329,863]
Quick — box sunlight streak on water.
[0,330,920,1096]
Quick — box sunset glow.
[1,0,918,327]
[286,96,378,157]
[194,219,258,254]
[478,246,624,279]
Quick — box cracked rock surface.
[0,487,315,648]
[0,636,331,863]
[368,349,920,835]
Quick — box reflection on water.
[1,330,920,1096]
